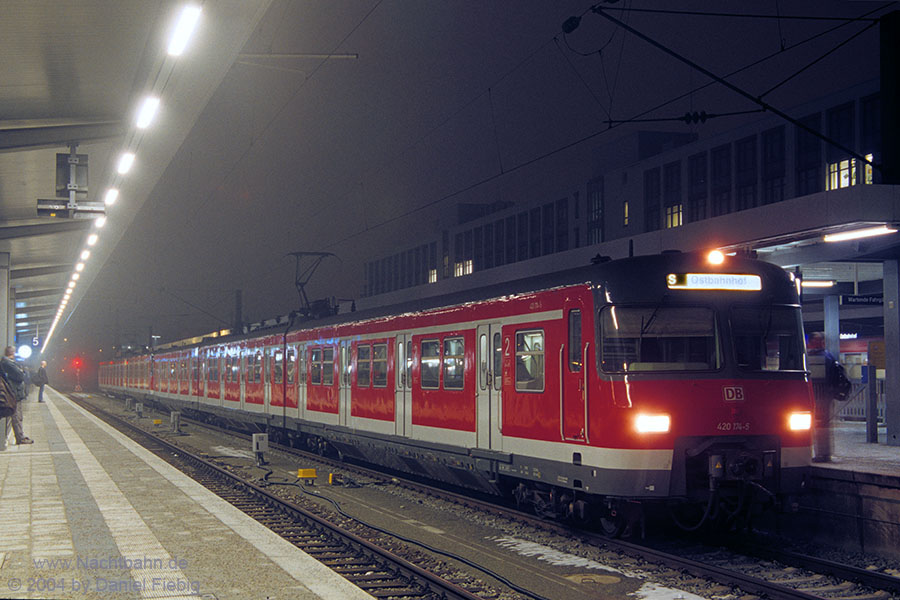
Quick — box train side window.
[515,330,545,392]
[479,334,487,390]
[492,332,502,391]
[358,344,371,387]
[443,337,465,390]
[311,348,322,385]
[568,310,582,372]
[323,347,335,385]
[225,357,231,382]
[421,340,440,389]
[264,351,271,383]
[398,341,405,388]
[255,351,263,383]
[284,347,303,385]
[373,343,388,387]
[406,344,413,386]
[274,349,284,384]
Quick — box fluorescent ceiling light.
[824,226,897,243]
[117,152,135,174]
[75,262,85,272]
[104,188,119,206]
[94,216,107,228]
[15,313,27,319]
[801,280,835,288]
[87,234,99,246]
[81,250,90,260]
[71,273,80,281]
[168,5,202,56]
[67,281,76,289]
[136,96,160,129]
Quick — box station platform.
[0,387,373,600]
[821,421,900,481]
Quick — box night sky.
[52,1,886,372]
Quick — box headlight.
[789,412,812,431]
[635,413,670,433]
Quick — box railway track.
[72,395,486,600]
[84,393,900,600]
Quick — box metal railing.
[837,380,885,422]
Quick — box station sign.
[840,295,883,306]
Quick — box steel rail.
[72,395,484,600]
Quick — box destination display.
[667,273,762,291]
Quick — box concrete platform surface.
[821,421,900,482]
[0,387,373,600]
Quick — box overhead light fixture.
[104,188,119,206]
[801,280,835,288]
[117,152,135,174]
[87,234,99,246]
[81,250,90,260]
[168,5,202,56]
[71,273,80,281]
[824,225,897,243]
[136,96,160,129]
[94,216,107,228]
[75,262,85,272]
[67,281,76,289]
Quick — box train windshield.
[731,305,805,371]
[600,306,722,372]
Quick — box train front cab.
[592,253,812,523]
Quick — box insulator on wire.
[681,111,709,124]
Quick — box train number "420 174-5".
[717,422,751,431]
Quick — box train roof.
[138,251,797,356]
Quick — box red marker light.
[72,357,83,369]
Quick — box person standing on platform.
[1,346,32,445]
[807,332,850,462]
[34,360,49,403]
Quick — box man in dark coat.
[34,360,49,403]
[1,346,32,444]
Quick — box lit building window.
[464,259,473,275]
[623,200,629,226]
[826,154,874,191]
[428,269,437,283]
[454,262,464,277]
[665,204,683,228]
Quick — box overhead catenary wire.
[319,3,889,250]
[758,18,879,99]
[588,5,877,166]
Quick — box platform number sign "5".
[722,386,744,402]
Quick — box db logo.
[723,386,745,402]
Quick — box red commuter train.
[99,251,813,532]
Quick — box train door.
[561,303,588,442]
[294,343,305,419]
[476,323,503,451]
[339,340,351,427]
[394,334,413,437]
[264,345,273,411]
